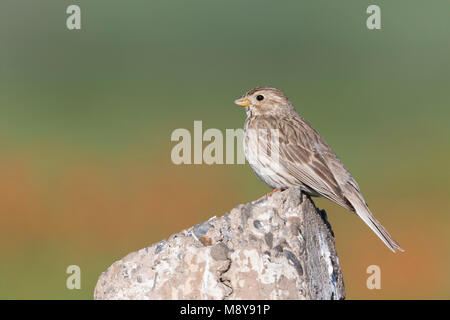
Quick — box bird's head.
[234,87,294,116]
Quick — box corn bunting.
[235,86,403,253]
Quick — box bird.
[235,86,404,253]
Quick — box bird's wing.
[254,115,404,252]
[269,116,354,210]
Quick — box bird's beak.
[234,97,251,107]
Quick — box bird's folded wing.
[284,145,352,210]
[263,127,353,211]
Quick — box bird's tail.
[345,192,404,253]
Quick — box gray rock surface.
[94,188,345,300]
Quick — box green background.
[0,0,449,299]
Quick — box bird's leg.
[267,188,282,197]
[254,188,282,202]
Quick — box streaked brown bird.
[235,86,403,253]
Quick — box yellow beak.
[234,97,251,107]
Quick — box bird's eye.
[256,95,264,101]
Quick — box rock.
[94,188,345,300]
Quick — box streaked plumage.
[235,86,403,253]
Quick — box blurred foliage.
[0,0,449,299]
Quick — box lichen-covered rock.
[94,188,345,300]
